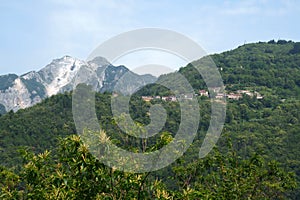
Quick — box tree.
[0,135,296,199]
[0,134,170,199]
[289,42,300,54]
[171,141,297,199]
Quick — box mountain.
[0,40,300,198]
[0,56,156,112]
[141,40,300,99]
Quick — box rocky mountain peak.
[0,56,156,112]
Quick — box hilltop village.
[141,88,263,102]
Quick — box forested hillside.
[1,40,300,199]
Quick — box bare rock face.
[0,56,156,112]
[0,77,38,111]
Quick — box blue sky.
[0,0,299,75]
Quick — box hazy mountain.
[0,56,156,112]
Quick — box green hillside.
[0,40,300,199]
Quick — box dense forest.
[0,40,300,199]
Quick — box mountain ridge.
[0,56,156,112]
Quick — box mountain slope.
[0,40,300,198]
[186,40,300,97]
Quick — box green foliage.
[0,166,21,199]
[0,41,300,198]
[0,135,170,199]
[211,41,300,98]
[0,135,296,199]
[144,41,300,99]
[172,142,297,199]
[0,92,75,168]
[290,42,300,54]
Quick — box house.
[182,93,194,100]
[236,90,263,99]
[256,95,263,99]
[162,96,177,101]
[161,96,168,101]
[215,93,225,99]
[142,96,154,102]
[169,96,177,101]
[254,92,263,99]
[226,93,242,100]
[237,90,253,96]
[199,90,209,97]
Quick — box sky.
[0,0,300,75]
